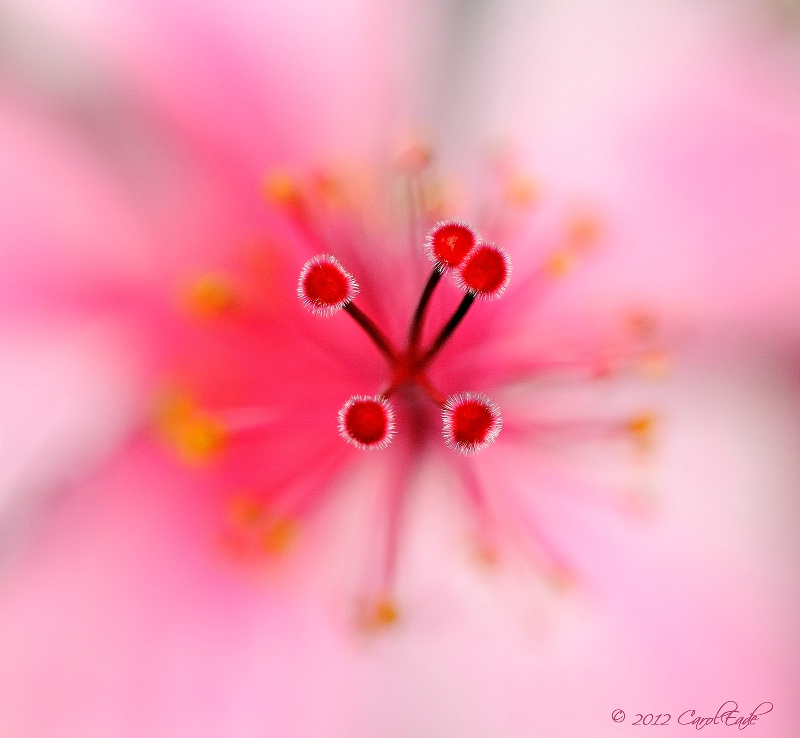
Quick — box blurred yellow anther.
[313,171,347,209]
[626,413,656,452]
[184,275,236,317]
[260,518,296,555]
[156,391,195,434]
[363,598,400,629]
[545,249,575,277]
[228,495,264,527]
[505,174,539,208]
[471,539,499,568]
[639,350,672,379]
[262,170,302,206]
[628,311,658,340]
[566,212,602,251]
[174,414,227,463]
[157,391,227,463]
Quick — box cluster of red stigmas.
[297,221,511,454]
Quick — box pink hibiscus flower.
[1,0,799,736]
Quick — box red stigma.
[457,243,511,298]
[298,254,358,315]
[425,221,478,269]
[442,392,502,454]
[339,396,395,450]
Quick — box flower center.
[298,219,510,453]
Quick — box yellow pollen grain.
[545,249,575,277]
[639,350,672,379]
[262,170,301,206]
[313,171,348,210]
[184,275,236,317]
[566,212,602,251]
[628,310,658,340]
[156,391,196,436]
[173,413,227,463]
[471,539,499,568]
[260,518,296,555]
[228,495,264,527]
[365,598,400,629]
[626,413,656,452]
[505,174,539,208]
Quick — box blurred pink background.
[0,0,799,736]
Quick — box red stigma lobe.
[426,221,477,269]
[298,254,358,314]
[339,396,395,450]
[443,393,502,454]
[458,243,511,298]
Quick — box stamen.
[338,395,396,450]
[360,597,400,630]
[262,170,303,208]
[442,392,502,454]
[260,517,297,555]
[626,412,656,453]
[157,392,227,464]
[456,243,512,299]
[173,413,227,463]
[298,254,358,315]
[424,221,478,269]
[504,173,539,209]
[184,274,237,317]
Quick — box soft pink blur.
[0,1,799,737]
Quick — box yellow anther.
[262,170,302,206]
[156,390,196,436]
[566,211,602,251]
[363,597,400,629]
[628,310,658,340]
[639,350,672,379]
[626,413,656,452]
[260,518,296,555]
[313,170,348,209]
[156,392,227,463]
[173,413,227,463]
[184,275,236,317]
[471,539,499,568]
[228,495,264,527]
[545,249,575,277]
[505,174,539,208]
